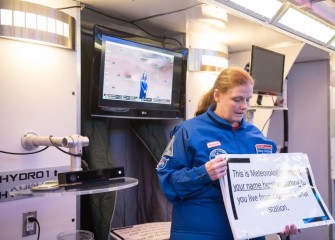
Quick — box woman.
[139,72,148,100]
[156,67,299,240]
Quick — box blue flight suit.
[157,105,277,240]
[139,77,148,99]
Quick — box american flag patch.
[255,144,273,154]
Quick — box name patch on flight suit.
[255,144,273,154]
[207,141,221,148]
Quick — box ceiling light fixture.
[201,0,335,52]
[222,0,284,22]
[276,6,335,45]
[329,40,335,51]
[0,0,75,49]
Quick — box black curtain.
[80,30,173,240]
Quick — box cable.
[27,217,40,240]
[81,159,90,170]
[128,3,203,46]
[261,110,274,132]
[261,97,276,132]
[131,127,160,163]
[58,2,202,46]
[56,5,82,10]
[130,3,203,23]
[0,135,83,157]
[48,136,82,157]
[280,109,289,153]
[83,5,190,46]
[84,6,128,23]
[126,22,183,46]
[0,146,49,155]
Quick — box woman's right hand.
[205,155,227,180]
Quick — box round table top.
[10,177,138,197]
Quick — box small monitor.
[250,45,285,97]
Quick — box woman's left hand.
[205,155,227,180]
[278,224,301,239]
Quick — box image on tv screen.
[101,36,175,105]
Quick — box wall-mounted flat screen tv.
[250,45,285,97]
[90,25,188,119]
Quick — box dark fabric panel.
[81,31,116,240]
[130,119,168,163]
[81,27,173,239]
[108,119,172,228]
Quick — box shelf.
[10,177,138,197]
[249,106,288,111]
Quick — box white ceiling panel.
[79,0,331,61]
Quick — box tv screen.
[250,45,285,97]
[90,25,188,119]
